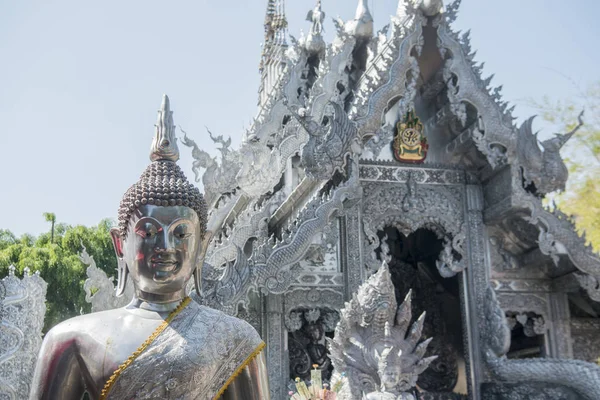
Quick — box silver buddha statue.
[29,96,270,400]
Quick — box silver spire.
[258,0,289,108]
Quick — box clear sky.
[1,0,598,236]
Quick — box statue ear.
[197,230,213,264]
[110,228,129,297]
[194,230,214,296]
[110,228,124,259]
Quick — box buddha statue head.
[110,95,208,303]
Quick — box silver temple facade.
[3,0,600,399]
[182,0,600,398]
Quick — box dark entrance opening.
[288,308,336,383]
[377,226,467,394]
[506,311,547,359]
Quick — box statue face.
[112,205,201,298]
[381,365,402,390]
[306,323,323,342]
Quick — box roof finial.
[542,110,585,151]
[420,0,444,16]
[305,0,326,55]
[346,0,373,38]
[306,0,325,36]
[150,94,179,162]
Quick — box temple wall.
[571,318,600,363]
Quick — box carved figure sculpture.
[288,308,335,382]
[306,0,325,36]
[328,263,436,399]
[517,111,584,195]
[29,96,269,400]
[401,172,425,212]
[305,0,326,55]
[306,323,330,373]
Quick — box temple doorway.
[376,226,468,395]
[287,308,336,383]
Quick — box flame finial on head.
[150,94,180,162]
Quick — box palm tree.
[43,212,57,244]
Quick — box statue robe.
[102,294,265,400]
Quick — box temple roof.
[182,0,600,304]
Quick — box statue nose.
[155,233,176,252]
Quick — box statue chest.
[103,303,262,399]
[75,314,166,393]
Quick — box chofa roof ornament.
[304,0,326,55]
[345,0,374,38]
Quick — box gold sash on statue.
[100,295,265,400]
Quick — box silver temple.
[2,0,600,399]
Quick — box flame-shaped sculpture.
[327,263,436,399]
[150,94,180,162]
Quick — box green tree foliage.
[43,212,56,243]
[0,215,117,332]
[531,81,600,251]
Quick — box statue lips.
[150,255,179,280]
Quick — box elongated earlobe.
[116,259,129,297]
[109,228,124,258]
[193,231,212,297]
[193,267,202,296]
[110,227,128,297]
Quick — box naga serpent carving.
[201,179,361,313]
[517,112,584,195]
[255,181,361,293]
[482,285,600,400]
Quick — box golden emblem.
[393,110,428,163]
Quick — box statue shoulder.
[39,308,130,356]
[49,308,111,330]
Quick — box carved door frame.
[341,162,485,399]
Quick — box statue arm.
[219,350,270,400]
[29,329,89,400]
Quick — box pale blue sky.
[1,0,598,236]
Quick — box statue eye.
[136,223,158,238]
[174,225,192,240]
